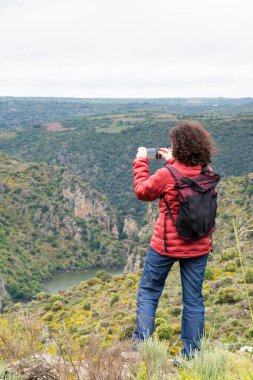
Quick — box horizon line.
[0,95,253,100]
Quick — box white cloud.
[0,0,253,97]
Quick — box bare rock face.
[0,274,8,312]
[247,173,253,185]
[124,248,143,273]
[62,179,119,238]
[123,203,159,273]
[122,216,138,238]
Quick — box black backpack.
[161,165,220,247]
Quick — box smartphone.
[146,148,162,159]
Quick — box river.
[41,268,123,294]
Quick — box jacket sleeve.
[133,157,175,201]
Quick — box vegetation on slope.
[0,153,127,301]
[0,262,252,379]
[0,107,252,224]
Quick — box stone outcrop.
[122,216,138,237]
[0,274,8,312]
[62,175,119,238]
[124,247,143,273]
[247,173,253,184]
[123,203,159,273]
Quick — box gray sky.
[0,0,252,97]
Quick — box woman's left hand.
[136,147,147,158]
[159,148,174,161]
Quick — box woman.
[131,120,217,360]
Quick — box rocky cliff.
[123,203,158,272]
[0,153,126,301]
[0,274,8,312]
[62,173,119,238]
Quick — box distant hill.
[1,96,253,129]
[0,101,252,223]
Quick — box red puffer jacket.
[133,157,212,258]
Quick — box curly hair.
[170,121,216,166]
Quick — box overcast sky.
[0,0,252,97]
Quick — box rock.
[240,346,253,352]
[6,353,59,379]
[62,181,119,238]
[124,246,145,273]
[123,216,138,237]
[0,274,8,312]
[242,299,250,310]
[247,173,253,184]
[74,227,83,244]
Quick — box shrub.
[110,294,120,306]
[170,322,181,334]
[246,327,253,338]
[51,301,64,311]
[43,311,54,321]
[50,294,64,303]
[134,361,147,380]
[215,287,241,304]
[120,325,134,339]
[124,279,135,288]
[175,337,230,380]
[245,268,253,284]
[96,270,112,282]
[221,248,237,261]
[36,292,50,301]
[155,317,167,327]
[205,267,216,280]
[86,278,102,286]
[221,276,234,286]
[125,273,138,282]
[170,306,182,317]
[138,337,168,378]
[83,302,91,310]
[203,287,210,300]
[224,261,237,272]
[43,302,52,311]
[156,324,173,340]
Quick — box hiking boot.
[131,339,144,352]
[172,352,193,368]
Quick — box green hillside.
[0,105,252,224]
[1,170,252,341]
[0,152,252,305]
[0,206,252,379]
[0,153,127,301]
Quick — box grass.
[0,358,19,379]
[135,337,168,379]
[133,335,253,380]
[233,217,253,324]
[173,337,229,380]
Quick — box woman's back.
[133,157,212,258]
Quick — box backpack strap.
[165,164,184,181]
[181,177,219,193]
[160,194,175,224]
[161,165,181,223]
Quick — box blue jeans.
[132,247,209,357]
